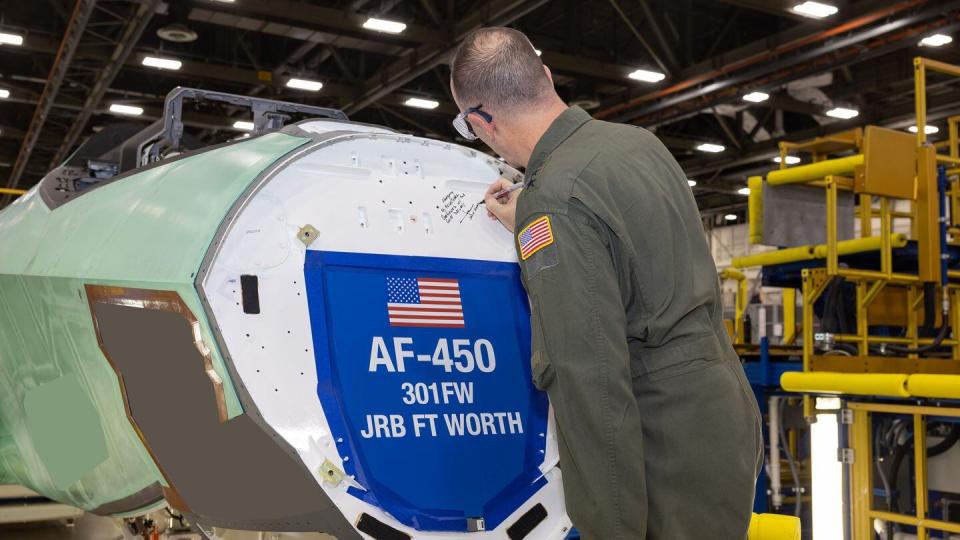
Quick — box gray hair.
[451,27,552,111]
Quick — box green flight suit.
[515,106,763,540]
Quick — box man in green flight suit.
[449,27,763,539]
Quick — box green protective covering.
[24,374,109,489]
[0,132,310,512]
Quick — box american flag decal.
[386,277,465,327]
[518,216,554,260]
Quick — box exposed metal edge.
[279,117,400,139]
[38,130,307,212]
[108,496,170,520]
[191,132,364,539]
[90,482,164,517]
[38,116,403,212]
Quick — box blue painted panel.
[743,360,803,388]
[304,251,549,532]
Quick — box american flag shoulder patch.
[517,215,555,260]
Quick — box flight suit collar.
[524,106,592,186]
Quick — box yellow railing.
[0,188,26,196]
[766,154,864,185]
[732,234,908,268]
[781,372,960,399]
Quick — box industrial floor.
[0,512,127,539]
[0,513,337,539]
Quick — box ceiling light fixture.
[738,187,751,196]
[142,56,182,70]
[233,121,254,131]
[286,78,323,91]
[627,69,666,83]
[774,156,802,165]
[404,97,439,109]
[743,91,770,103]
[109,103,143,116]
[724,214,738,221]
[792,1,838,18]
[0,32,24,46]
[687,179,697,187]
[362,17,406,34]
[908,125,939,134]
[0,89,9,99]
[920,34,953,47]
[825,107,859,120]
[696,143,725,153]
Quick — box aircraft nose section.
[199,127,569,538]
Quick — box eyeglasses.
[452,104,493,141]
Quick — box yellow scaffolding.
[847,402,960,540]
[769,57,960,540]
[739,57,960,396]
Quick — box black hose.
[820,277,948,356]
[888,438,911,514]
[888,424,960,513]
[884,317,950,354]
[821,277,844,334]
[921,282,936,337]
[832,343,859,355]
[778,399,803,518]
[928,424,960,458]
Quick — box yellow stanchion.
[811,233,907,258]
[781,372,910,397]
[732,246,816,268]
[748,176,763,244]
[766,154,864,185]
[720,268,748,345]
[733,234,907,268]
[748,513,801,540]
[905,374,960,399]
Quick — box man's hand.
[484,177,521,233]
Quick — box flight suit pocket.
[645,357,715,382]
[531,350,556,390]
[528,294,555,390]
[639,333,724,382]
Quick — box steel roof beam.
[191,0,444,46]
[188,0,642,89]
[7,0,97,191]
[716,0,822,23]
[607,0,672,76]
[637,0,681,71]
[614,4,960,126]
[343,0,550,115]
[681,92,960,182]
[49,0,161,170]
[594,0,930,121]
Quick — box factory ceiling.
[2,0,960,215]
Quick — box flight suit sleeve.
[517,202,647,539]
